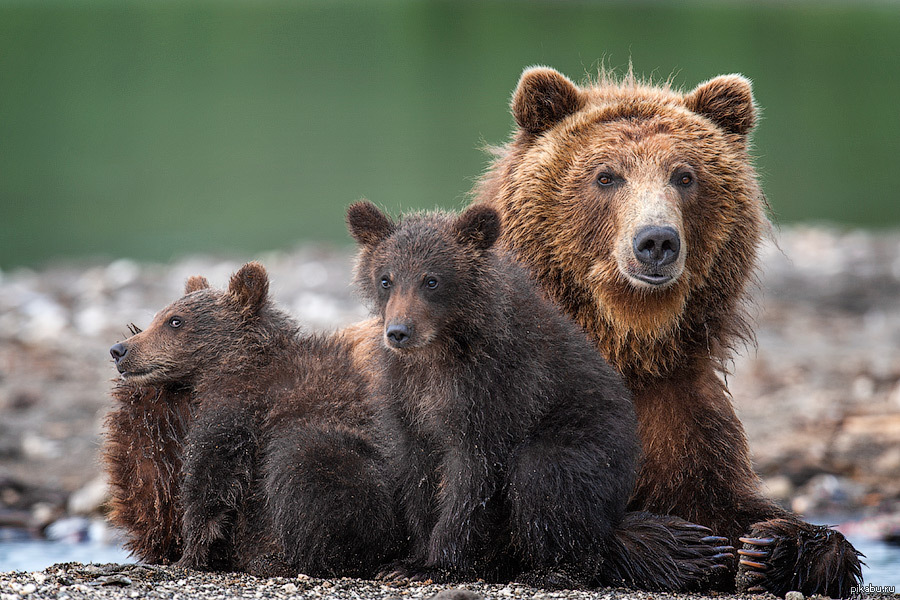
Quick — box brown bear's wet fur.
[105,265,397,576]
[473,66,861,597]
[103,381,192,564]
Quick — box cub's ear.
[684,74,756,136]
[512,66,585,135]
[455,205,501,252]
[346,201,394,247]
[184,275,210,294]
[228,262,269,314]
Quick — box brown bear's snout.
[110,342,128,365]
[385,323,412,348]
[633,226,681,271]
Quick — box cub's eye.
[380,277,391,289]
[597,173,615,187]
[676,172,694,187]
[168,317,183,329]
[425,277,438,290]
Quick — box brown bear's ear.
[512,66,585,135]
[184,275,210,294]
[228,262,269,315]
[346,201,394,247]
[455,205,501,252]
[684,74,756,136]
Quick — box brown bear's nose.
[633,226,680,268]
[110,343,128,363]
[385,324,412,348]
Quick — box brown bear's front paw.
[736,518,864,598]
[665,522,736,591]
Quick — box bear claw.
[738,536,776,546]
[700,535,730,545]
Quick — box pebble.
[67,476,108,516]
[786,592,804,600]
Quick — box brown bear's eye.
[380,277,391,289]
[597,173,615,187]
[168,317,183,329]
[425,277,438,290]
[677,173,694,186]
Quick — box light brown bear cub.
[106,263,397,576]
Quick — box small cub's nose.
[633,226,680,268]
[110,343,128,362]
[385,324,411,348]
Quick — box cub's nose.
[633,226,680,268]
[110,343,128,363]
[385,324,412,348]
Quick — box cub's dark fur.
[348,202,733,590]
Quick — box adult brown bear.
[472,66,862,597]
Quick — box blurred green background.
[2,0,899,269]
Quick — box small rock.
[281,583,298,593]
[20,433,60,460]
[762,474,794,502]
[93,574,132,587]
[786,591,804,600]
[429,590,482,600]
[18,583,36,595]
[67,475,109,515]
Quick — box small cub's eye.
[425,277,438,290]
[597,173,615,187]
[380,277,391,289]
[168,317,183,329]
[677,173,694,186]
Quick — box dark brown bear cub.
[348,202,734,591]
[108,263,397,576]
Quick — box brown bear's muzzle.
[632,225,681,285]
[385,322,413,349]
[110,342,129,372]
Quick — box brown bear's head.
[347,201,500,355]
[109,262,272,386]
[486,66,767,376]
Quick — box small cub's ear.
[455,205,501,252]
[346,201,395,247]
[228,261,269,314]
[684,74,756,136]
[184,275,210,294]
[512,66,585,135]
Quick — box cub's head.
[496,66,767,340]
[347,201,500,353]
[109,262,271,386]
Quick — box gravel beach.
[1,226,899,596]
[2,562,897,600]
